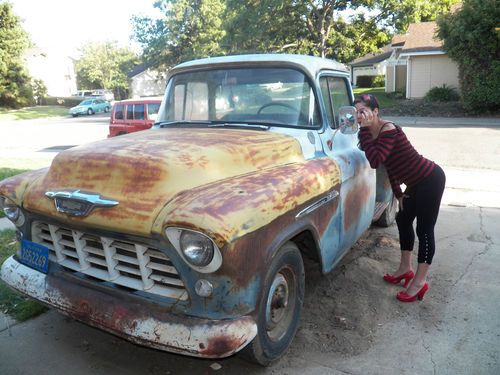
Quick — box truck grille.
[32,221,188,300]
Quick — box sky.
[10,0,162,57]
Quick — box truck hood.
[23,128,305,235]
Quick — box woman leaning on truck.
[355,93,446,303]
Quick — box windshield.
[80,100,92,105]
[157,67,320,127]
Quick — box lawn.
[353,87,396,109]
[0,105,68,121]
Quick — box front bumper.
[1,256,257,358]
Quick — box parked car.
[108,97,162,137]
[71,90,93,98]
[91,89,115,101]
[69,98,111,117]
[0,54,396,366]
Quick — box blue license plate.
[19,240,49,274]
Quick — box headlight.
[0,197,25,226]
[165,227,222,273]
[180,231,214,267]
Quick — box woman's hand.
[357,109,376,128]
[398,196,404,211]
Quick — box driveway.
[0,116,499,375]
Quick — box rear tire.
[375,196,398,227]
[241,242,304,366]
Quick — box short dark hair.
[354,93,380,110]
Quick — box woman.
[355,93,446,302]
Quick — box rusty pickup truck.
[0,54,396,365]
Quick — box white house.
[128,62,167,98]
[24,48,77,97]
[349,44,392,86]
[385,21,460,99]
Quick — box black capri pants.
[395,165,446,264]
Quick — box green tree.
[437,0,500,113]
[133,0,226,67]
[0,1,33,108]
[75,42,138,97]
[133,0,460,66]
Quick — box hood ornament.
[45,190,119,217]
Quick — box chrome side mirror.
[339,106,358,134]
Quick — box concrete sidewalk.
[386,116,500,127]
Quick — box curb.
[0,218,15,231]
[385,116,500,127]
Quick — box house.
[349,44,392,86]
[385,21,460,99]
[128,61,167,98]
[24,48,77,97]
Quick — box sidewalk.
[385,116,500,127]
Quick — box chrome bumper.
[1,256,257,358]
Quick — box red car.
[108,97,162,137]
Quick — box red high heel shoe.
[396,282,429,302]
[383,271,414,288]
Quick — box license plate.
[19,240,49,274]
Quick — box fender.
[152,158,341,249]
[0,168,49,206]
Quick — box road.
[0,116,499,374]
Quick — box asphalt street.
[0,115,499,374]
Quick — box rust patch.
[343,180,371,231]
[200,335,245,357]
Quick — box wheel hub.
[265,273,289,332]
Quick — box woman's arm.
[358,128,397,168]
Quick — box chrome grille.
[32,221,187,300]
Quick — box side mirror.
[339,106,358,134]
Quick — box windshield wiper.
[207,121,270,130]
[156,120,270,130]
[156,120,210,128]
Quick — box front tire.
[87,108,94,115]
[241,242,304,366]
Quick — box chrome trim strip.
[295,190,339,219]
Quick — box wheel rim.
[265,267,296,341]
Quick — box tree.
[437,0,500,113]
[75,42,138,97]
[0,1,33,108]
[133,0,226,67]
[133,0,461,66]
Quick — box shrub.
[424,84,460,102]
[437,0,500,113]
[356,76,374,88]
[372,75,385,88]
[41,96,83,107]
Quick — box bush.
[372,75,385,88]
[41,96,83,108]
[424,84,460,102]
[356,76,374,88]
[437,0,500,113]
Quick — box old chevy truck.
[0,54,396,365]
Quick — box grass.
[0,105,68,121]
[353,87,396,109]
[0,168,30,218]
[0,230,48,321]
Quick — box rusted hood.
[21,128,305,235]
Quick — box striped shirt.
[358,125,435,198]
